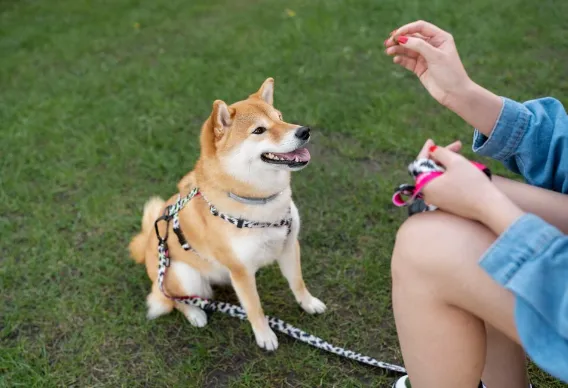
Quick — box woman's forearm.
[493,176,568,234]
[447,81,503,137]
[479,188,525,236]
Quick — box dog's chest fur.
[202,201,300,282]
[200,227,290,285]
[230,227,289,271]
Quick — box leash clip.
[392,183,421,207]
[154,213,171,244]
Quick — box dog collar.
[228,191,282,205]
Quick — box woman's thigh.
[392,210,521,344]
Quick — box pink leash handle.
[392,160,491,208]
[392,184,426,207]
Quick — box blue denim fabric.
[472,97,568,382]
[473,97,568,193]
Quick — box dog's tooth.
[267,153,274,158]
[295,156,300,162]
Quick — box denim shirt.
[472,97,568,382]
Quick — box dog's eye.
[252,127,267,135]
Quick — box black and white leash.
[153,189,407,375]
[156,245,406,374]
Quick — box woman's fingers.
[429,145,463,167]
[409,32,429,40]
[445,140,462,153]
[417,140,462,159]
[384,36,398,48]
[393,55,417,73]
[417,139,435,159]
[394,36,441,62]
[385,44,419,59]
[384,32,428,48]
[392,20,449,40]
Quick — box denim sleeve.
[480,214,568,381]
[472,97,568,193]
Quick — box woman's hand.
[416,138,462,158]
[384,20,503,136]
[384,20,471,108]
[420,141,525,234]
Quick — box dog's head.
[200,78,311,179]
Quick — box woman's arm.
[473,97,568,193]
[385,21,568,192]
[445,81,503,137]
[494,176,568,234]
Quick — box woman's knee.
[392,211,495,282]
[391,212,440,280]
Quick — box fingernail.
[390,29,396,36]
[429,145,438,153]
[398,36,408,44]
[383,39,388,46]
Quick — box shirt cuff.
[472,97,531,161]
[479,213,560,286]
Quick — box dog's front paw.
[253,325,279,351]
[184,307,208,328]
[299,295,327,314]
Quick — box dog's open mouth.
[261,147,311,168]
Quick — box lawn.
[1,0,567,386]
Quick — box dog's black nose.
[294,126,311,141]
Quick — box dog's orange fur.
[129,78,325,350]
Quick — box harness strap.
[157,241,203,300]
[203,194,293,233]
[167,189,293,252]
[157,186,295,297]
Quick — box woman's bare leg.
[392,211,520,388]
[478,176,568,387]
[482,323,529,388]
[391,176,564,387]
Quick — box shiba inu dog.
[129,78,326,350]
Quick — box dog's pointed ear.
[211,100,232,138]
[252,77,274,105]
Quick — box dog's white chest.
[230,228,289,271]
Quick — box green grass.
[1,0,567,386]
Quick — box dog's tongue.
[274,147,311,162]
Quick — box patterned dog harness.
[392,158,492,216]
[150,187,407,374]
[154,187,292,298]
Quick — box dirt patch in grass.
[202,352,251,388]
[148,322,195,366]
[1,322,41,343]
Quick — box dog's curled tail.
[129,197,165,264]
